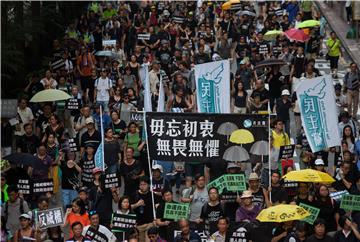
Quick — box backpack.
[4,197,25,222]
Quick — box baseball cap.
[314,158,325,166]
[281,89,290,96]
[85,117,94,124]
[92,167,103,175]
[152,164,163,173]
[334,84,342,90]
[19,213,31,220]
[227,162,240,169]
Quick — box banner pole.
[269,115,272,203]
[100,105,105,171]
[143,111,156,220]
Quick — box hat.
[161,39,169,45]
[249,172,260,181]
[152,60,160,65]
[78,187,88,193]
[19,213,31,220]
[188,11,193,16]
[152,164,163,173]
[92,167,103,175]
[85,117,94,124]
[163,10,170,16]
[281,89,290,96]
[240,190,253,199]
[227,163,240,169]
[151,5,156,9]
[314,158,324,166]
[334,83,342,90]
[85,143,95,149]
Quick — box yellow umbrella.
[264,30,283,41]
[30,89,71,103]
[256,204,310,223]
[229,129,254,144]
[282,169,335,183]
[297,20,320,29]
[222,0,241,10]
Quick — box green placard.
[207,175,226,193]
[299,203,320,225]
[164,203,189,221]
[225,174,247,192]
[340,194,360,211]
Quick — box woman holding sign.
[63,198,90,238]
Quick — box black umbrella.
[3,153,48,171]
[254,59,287,69]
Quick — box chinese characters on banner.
[207,174,247,193]
[296,75,340,152]
[299,203,320,225]
[36,207,64,229]
[17,179,31,194]
[103,173,121,189]
[85,226,109,242]
[146,113,268,162]
[340,194,360,211]
[17,179,54,194]
[278,145,295,160]
[111,212,136,233]
[164,203,190,221]
[195,60,230,113]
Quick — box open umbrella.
[250,140,269,162]
[235,10,256,17]
[297,20,320,29]
[256,204,310,223]
[284,28,310,42]
[222,0,241,10]
[95,50,116,58]
[254,59,287,69]
[3,153,48,171]
[217,122,238,145]
[263,30,283,41]
[229,129,254,144]
[282,169,335,183]
[30,89,71,103]
[223,146,250,162]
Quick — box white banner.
[296,75,340,152]
[195,60,230,113]
[141,64,152,112]
[157,76,165,112]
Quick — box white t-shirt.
[15,107,34,136]
[95,77,112,102]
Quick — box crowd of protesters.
[1,1,360,242]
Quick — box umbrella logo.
[243,119,252,128]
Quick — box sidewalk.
[316,0,360,66]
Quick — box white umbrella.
[235,10,257,17]
[250,140,269,162]
[223,146,250,162]
[217,122,238,145]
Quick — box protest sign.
[66,98,81,110]
[225,174,247,192]
[297,75,341,152]
[103,173,120,189]
[36,207,64,229]
[195,60,230,113]
[111,212,136,232]
[146,113,268,162]
[137,33,150,40]
[85,226,109,242]
[1,99,18,118]
[340,194,360,211]
[228,222,253,242]
[17,179,31,195]
[82,159,95,184]
[164,203,190,221]
[330,190,349,202]
[102,40,116,48]
[32,179,54,193]
[279,145,295,160]
[207,175,227,194]
[299,203,320,225]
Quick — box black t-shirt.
[257,41,270,56]
[252,188,265,209]
[268,72,283,98]
[221,190,239,222]
[66,98,82,116]
[334,230,358,242]
[195,53,211,64]
[36,114,51,134]
[305,235,334,242]
[156,201,177,241]
[88,186,113,226]
[251,88,269,102]
[133,190,155,225]
[111,120,126,139]
[60,160,79,190]
[236,43,251,60]
[275,98,292,122]
[152,177,170,194]
[313,199,340,232]
[200,203,224,236]
[79,156,95,188]
[268,185,288,204]
[80,130,101,149]
[17,134,40,154]
[104,141,120,167]
[292,55,306,78]
[119,160,143,197]
[308,36,321,54]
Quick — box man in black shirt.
[274,89,292,135]
[80,117,101,157]
[16,123,40,154]
[131,176,156,242]
[306,218,334,242]
[194,45,210,64]
[200,187,224,236]
[250,79,269,109]
[264,171,288,207]
[156,190,177,241]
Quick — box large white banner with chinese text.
[296,75,341,152]
[195,60,230,113]
[146,113,268,162]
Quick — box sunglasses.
[89,210,97,216]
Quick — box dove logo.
[195,60,231,113]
